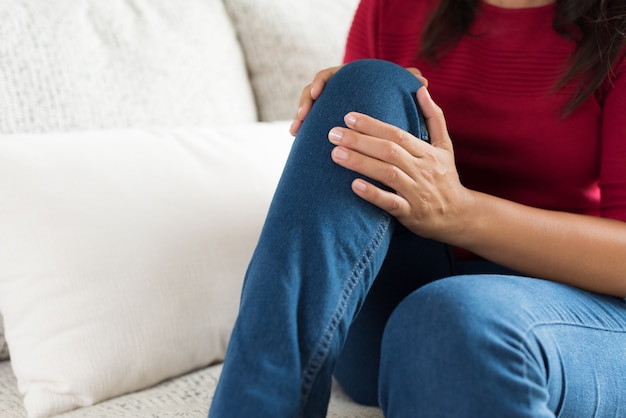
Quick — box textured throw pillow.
[0,0,257,134]
[224,0,359,121]
[0,124,292,417]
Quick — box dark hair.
[420,0,626,113]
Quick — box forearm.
[327,94,626,297]
[457,191,626,297]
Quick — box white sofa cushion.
[224,0,359,121]
[0,0,257,134]
[0,123,292,417]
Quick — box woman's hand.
[327,87,626,297]
[327,86,475,243]
[289,65,428,136]
[289,65,343,136]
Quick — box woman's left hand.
[328,87,476,243]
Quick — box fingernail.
[328,128,343,143]
[345,113,357,127]
[296,106,304,118]
[332,147,349,161]
[353,180,367,192]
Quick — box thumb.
[417,87,453,152]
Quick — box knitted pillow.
[224,0,359,121]
[0,0,256,134]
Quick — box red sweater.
[344,0,626,222]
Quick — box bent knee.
[327,59,424,102]
[381,275,546,353]
[320,59,428,140]
[379,275,558,417]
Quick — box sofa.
[0,0,384,417]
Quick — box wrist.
[442,188,488,249]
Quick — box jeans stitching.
[299,214,391,413]
[526,320,626,334]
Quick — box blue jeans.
[208,59,626,417]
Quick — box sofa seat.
[0,362,383,417]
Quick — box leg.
[333,227,455,406]
[209,59,428,418]
[380,274,626,417]
[333,258,517,406]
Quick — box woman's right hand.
[289,65,429,136]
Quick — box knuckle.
[383,164,400,182]
[380,141,399,160]
[395,128,413,145]
[432,102,444,118]
[317,67,334,81]
[387,194,402,213]
[422,149,434,162]
[419,166,434,180]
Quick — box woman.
[210,0,626,416]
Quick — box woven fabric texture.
[0,362,383,417]
[0,0,257,134]
[224,0,359,121]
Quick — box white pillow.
[224,0,359,121]
[0,123,292,417]
[0,0,257,134]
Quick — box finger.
[405,67,428,88]
[329,127,414,175]
[351,179,410,219]
[416,87,453,152]
[296,85,313,118]
[290,85,314,135]
[310,66,343,99]
[342,112,430,157]
[330,141,414,195]
[289,119,302,137]
[290,66,343,136]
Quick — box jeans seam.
[299,214,391,413]
[525,320,626,337]
[521,320,626,416]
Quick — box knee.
[381,276,511,374]
[331,59,423,91]
[383,275,529,343]
[381,275,549,368]
[316,59,428,140]
[326,59,424,108]
[378,275,549,415]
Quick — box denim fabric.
[208,59,626,417]
[209,59,428,417]
[380,274,626,418]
